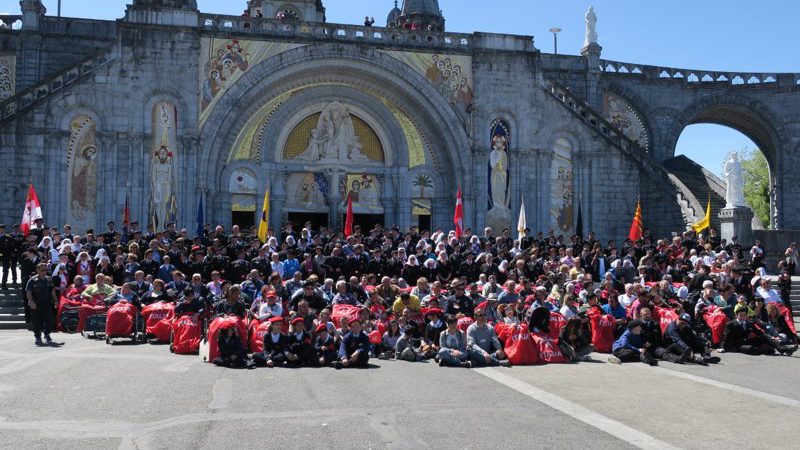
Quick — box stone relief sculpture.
[296,102,370,162]
[66,115,99,230]
[584,6,598,47]
[723,151,747,208]
[149,102,178,228]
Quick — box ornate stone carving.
[295,102,371,162]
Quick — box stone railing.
[0,47,117,123]
[0,15,22,30]
[198,14,474,50]
[544,78,676,195]
[599,59,800,86]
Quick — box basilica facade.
[1,0,799,240]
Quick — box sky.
[2,0,795,174]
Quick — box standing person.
[0,224,12,288]
[26,263,59,346]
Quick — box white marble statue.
[723,151,747,208]
[297,102,370,162]
[584,6,598,47]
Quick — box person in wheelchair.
[174,287,203,316]
[213,284,247,318]
[213,326,255,369]
[81,274,115,303]
[105,283,141,308]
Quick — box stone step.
[0,306,23,315]
[0,321,27,330]
[0,313,26,322]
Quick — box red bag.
[204,315,247,363]
[497,322,528,344]
[171,313,201,354]
[331,304,361,328]
[368,330,382,345]
[778,305,797,335]
[655,306,678,336]
[530,332,566,364]
[589,314,616,353]
[702,307,728,346]
[142,301,175,340]
[504,325,538,365]
[105,301,137,337]
[457,316,474,332]
[248,320,270,354]
[78,295,108,333]
[549,312,567,340]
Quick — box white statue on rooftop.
[584,6,598,47]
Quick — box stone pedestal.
[20,0,46,30]
[719,206,754,245]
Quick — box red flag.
[122,194,131,228]
[20,184,43,237]
[453,186,464,238]
[344,193,354,238]
[628,198,643,242]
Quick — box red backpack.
[702,307,728,346]
[530,332,567,364]
[248,320,271,354]
[655,306,678,336]
[331,304,361,328]
[504,325,538,365]
[548,312,567,340]
[171,313,201,354]
[589,314,616,353]
[142,301,175,341]
[105,301,136,337]
[204,316,247,363]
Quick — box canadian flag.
[453,186,464,238]
[20,184,42,237]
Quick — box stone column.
[719,207,754,246]
[328,171,342,231]
[581,43,603,111]
[270,170,288,232]
[20,0,45,31]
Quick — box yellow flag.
[691,196,711,234]
[257,186,270,243]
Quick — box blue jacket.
[612,329,643,353]
[602,303,627,320]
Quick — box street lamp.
[549,27,562,55]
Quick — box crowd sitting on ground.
[7,217,799,369]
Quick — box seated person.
[214,284,247,318]
[638,307,665,360]
[253,290,283,321]
[608,320,657,365]
[213,326,255,369]
[287,317,315,366]
[764,303,798,349]
[466,306,510,367]
[253,316,290,367]
[721,306,794,356]
[140,279,171,306]
[396,322,424,362]
[338,318,371,368]
[315,323,338,366]
[105,283,140,307]
[81,274,116,303]
[437,314,470,367]
[423,308,446,353]
[392,292,421,316]
[174,287,203,316]
[661,313,712,364]
[558,316,594,362]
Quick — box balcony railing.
[598,59,800,86]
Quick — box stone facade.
[0,0,798,242]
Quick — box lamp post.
[549,27,562,55]
[58,0,61,17]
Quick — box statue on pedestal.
[584,6,598,48]
[723,151,747,208]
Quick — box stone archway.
[198,43,472,229]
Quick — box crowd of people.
[4,217,798,369]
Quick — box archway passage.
[666,123,770,230]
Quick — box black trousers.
[253,351,288,366]
[30,304,54,339]
[613,348,651,363]
[343,350,369,367]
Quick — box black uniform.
[25,275,56,341]
[254,332,291,366]
[287,331,315,366]
[0,232,13,286]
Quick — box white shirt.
[756,287,782,304]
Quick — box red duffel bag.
[530,332,567,364]
[105,301,137,337]
[248,319,271,354]
[589,313,616,353]
[702,307,728,346]
[504,325,538,365]
[171,313,201,354]
[203,315,247,363]
[549,312,567,340]
[142,301,175,342]
[331,304,361,328]
[655,306,678,336]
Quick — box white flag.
[517,199,527,238]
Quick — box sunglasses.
[475,313,487,317]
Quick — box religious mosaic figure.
[201,39,249,111]
[294,173,325,209]
[341,174,382,213]
[297,102,370,162]
[723,151,747,208]
[150,102,178,228]
[66,115,99,231]
[487,120,511,230]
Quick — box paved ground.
[0,331,798,449]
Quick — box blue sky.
[3,0,795,174]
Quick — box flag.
[344,193,354,238]
[628,198,643,242]
[691,195,711,234]
[122,194,131,244]
[196,195,204,239]
[20,184,42,237]
[517,199,527,238]
[257,185,270,243]
[453,186,464,238]
[575,199,584,238]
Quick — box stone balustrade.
[198,13,474,50]
[599,58,800,86]
[0,15,22,29]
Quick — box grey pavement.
[0,331,798,449]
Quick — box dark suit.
[254,332,291,366]
[722,319,774,355]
